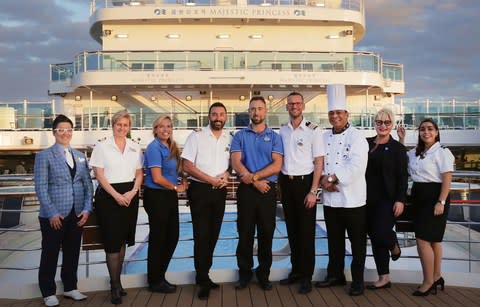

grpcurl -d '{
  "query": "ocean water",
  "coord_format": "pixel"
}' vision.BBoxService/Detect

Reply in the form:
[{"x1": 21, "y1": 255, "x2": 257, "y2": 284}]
[{"x1": 124, "y1": 212, "x2": 335, "y2": 274}]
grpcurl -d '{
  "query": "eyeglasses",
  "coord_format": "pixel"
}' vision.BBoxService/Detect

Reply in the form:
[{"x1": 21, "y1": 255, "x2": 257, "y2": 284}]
[
  {"x1": 375, "y1": 120, "x2": 392, "y2": 127},
  {"x1": 54, "y1": 128, "x2": 73, "y2": 134},
  {"x1": 287, "y1": 102, "x2": 303, "y2": 107}
]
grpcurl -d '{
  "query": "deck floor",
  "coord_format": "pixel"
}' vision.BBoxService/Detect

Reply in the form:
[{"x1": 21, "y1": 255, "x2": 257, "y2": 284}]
[{"x1": 1, "y1": 282, "x2": 479, "y2": 307}]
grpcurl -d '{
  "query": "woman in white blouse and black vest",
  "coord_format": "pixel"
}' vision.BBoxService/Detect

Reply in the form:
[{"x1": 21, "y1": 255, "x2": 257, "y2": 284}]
[{"x1": 407, "y1": 118, "x2": 454, "y2": 296}]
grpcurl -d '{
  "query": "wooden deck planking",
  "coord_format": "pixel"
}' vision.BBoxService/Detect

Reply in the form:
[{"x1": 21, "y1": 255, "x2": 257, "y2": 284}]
[{"x1": 1, "y1": 283, "x2": 479, "y2": 307}]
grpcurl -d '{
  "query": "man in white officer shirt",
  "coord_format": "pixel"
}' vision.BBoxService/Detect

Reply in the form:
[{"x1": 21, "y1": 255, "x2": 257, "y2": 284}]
[
  {"x1": 314, "y1": 84, "x2": 369, "y2": 296},
  {"x1": 279, "y1": 92, "x2": 324, "y2": 294}
]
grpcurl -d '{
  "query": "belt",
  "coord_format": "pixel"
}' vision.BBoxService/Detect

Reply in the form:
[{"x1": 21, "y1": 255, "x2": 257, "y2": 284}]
[{"x1": 283, "y1": 173, "x2": 313, "y2": 180}]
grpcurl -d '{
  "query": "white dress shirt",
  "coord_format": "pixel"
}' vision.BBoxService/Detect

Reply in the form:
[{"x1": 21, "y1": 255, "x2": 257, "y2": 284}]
[
  {"x1": 407, "y1": 142, "x2": 454, "y2": 183},
  {"x1": 280, "y1": 118, "x2": 325, "y2": 175},
  {"x1": 89, "y1": 136, "x2": 143, "y2": 184},
  {"x1": 181, "y1": 125, "x2": 232, "y2": 182},
  {"x1": 322, "y1": 125, "x2": 368, "y2": 208}
]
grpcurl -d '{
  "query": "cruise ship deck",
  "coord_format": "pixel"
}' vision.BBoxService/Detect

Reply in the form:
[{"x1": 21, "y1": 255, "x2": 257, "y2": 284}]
[{"x1": 1, "y1": 282, "x2": 479, "y2": 306}]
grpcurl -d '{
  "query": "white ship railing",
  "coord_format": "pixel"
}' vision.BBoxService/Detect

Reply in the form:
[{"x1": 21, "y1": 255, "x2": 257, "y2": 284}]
[
  {"x1": 49, "y1": 50, "x2": 395, "y2": 82},
  {"x1": 90, "y1": 0, "x2": 363, "y2": 13},
  {"x1": 1, "y1": 172, "x2": 479, "y2": 276}
]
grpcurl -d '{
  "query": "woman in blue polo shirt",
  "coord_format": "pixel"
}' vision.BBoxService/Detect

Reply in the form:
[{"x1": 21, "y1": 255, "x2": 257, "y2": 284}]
[{"x1": 143, "y1": 115, "x2": 187, "y2": 293}]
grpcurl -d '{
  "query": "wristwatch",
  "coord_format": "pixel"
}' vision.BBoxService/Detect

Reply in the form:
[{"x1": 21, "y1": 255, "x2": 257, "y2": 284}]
[
  {"x1": 252, "y1": 173, "x2": 259, "y2": 182},
  {"x1": 438, "y1": 200, "x2": 445, "y2": 205},
  {"x1": 309, "y1": 189, "x2": 317, "y2": 195},
  {"x1": 327, "y1": 175, "x2": 335, "y2": 183}
]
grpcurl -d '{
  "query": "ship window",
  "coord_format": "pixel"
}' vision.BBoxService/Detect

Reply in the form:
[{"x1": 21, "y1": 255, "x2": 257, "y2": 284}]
[
  {"x1": 144, "y1": 63, "x2": 155, "y2": 71},
  {"x1": 164, "y1": 63, "x2": 175, "y2": 71},
  {"x1": 131, "y1": 63, "x2": 142, "y2": 71},
  {"x1": 271, "y1": 63, "x2": 282, "y2": 70}
]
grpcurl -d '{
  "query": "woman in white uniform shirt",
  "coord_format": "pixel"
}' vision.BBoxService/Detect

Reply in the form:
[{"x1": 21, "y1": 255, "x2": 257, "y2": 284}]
[
  {"x1": 407, "y1": 118, "x2": 454, "y2": 296},
  {"x1": 90, "y1": 110, "x2": 143, "y2": 304}
]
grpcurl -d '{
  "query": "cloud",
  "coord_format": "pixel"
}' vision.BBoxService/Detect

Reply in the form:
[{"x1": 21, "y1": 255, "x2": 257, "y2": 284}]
[{"x1": 360, "y1": 0, "x2": 480, "y2": 100}]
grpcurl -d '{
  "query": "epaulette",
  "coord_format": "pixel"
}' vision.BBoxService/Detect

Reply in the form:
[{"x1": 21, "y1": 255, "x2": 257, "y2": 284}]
[
  {"x1": 230, "y1": 131, "x2": 235, "y2": 137},
  {"x1": 194, "y1": 128, "x2": 202, "y2": 132},
  {"x1": 306, "y1": 121, "x2": 318, "y2": 130}
]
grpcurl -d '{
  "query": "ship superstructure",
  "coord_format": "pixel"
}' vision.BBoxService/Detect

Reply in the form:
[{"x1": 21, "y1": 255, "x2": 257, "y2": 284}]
[{"x1": 47, "y1": 0, "x2": 403, "y2": 137}]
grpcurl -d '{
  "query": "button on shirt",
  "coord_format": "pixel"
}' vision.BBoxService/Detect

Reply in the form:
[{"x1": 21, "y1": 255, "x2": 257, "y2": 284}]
[
  {"x1": 407, "y1": 142, "x2": 454, "y2": 183},
  {"x1": 280, "y1": 118, "x2": 325, "y2": 176},
  {"x1": 181, "y1": 126, "x2": 232, "y2": 182},
  {"x1": 89, "y1": 136, "x2": 143, "y2": 184},
  {"x1": 144, "y1": 138, "x2": 179, "y2": 189},
  {"x1": 322, "y1": 126, "x2": 368, "y2": 208},
  {"x1": 230, "y1": 125, "x2": 284, "y2": 183}
]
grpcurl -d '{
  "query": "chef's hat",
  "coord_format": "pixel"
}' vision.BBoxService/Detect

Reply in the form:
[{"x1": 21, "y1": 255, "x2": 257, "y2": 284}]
[{"x1": 327, "y1": 84, "x2": 347, "y2": 111}]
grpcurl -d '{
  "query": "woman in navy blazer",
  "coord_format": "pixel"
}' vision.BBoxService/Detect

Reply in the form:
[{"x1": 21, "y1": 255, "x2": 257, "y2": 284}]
[
  {"x1": 34, "y1": 115, "x2": 93, "y2": 306},
  {"x1": 365, "y1": 108, "x2": 408, "y2": 290}
]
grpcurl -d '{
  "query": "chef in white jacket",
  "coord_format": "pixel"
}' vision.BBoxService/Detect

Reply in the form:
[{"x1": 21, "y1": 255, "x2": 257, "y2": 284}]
[{"x1": 314, "y1": 84, "x2": 369, "y2": 296}]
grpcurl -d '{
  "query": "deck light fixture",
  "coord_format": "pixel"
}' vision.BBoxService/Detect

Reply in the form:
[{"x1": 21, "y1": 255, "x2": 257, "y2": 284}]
[
  {"x1": 129, "y1": 1, "x2": 142, "y2": 6},
  {"x1": 115, "y1": 34, "x2": 129, "y2": 39},
  {"x1": 239, "y1": 95, "x2": 246, "y2": 101},
  {"x1": 268, "y1": 95, "x2": 274, "y2": 101},
  {"x1": 249, "y1": 34, "x2": 263, "y2": 39},
  {"x1": 74, "y1": 95, "x2": 81, "y2": 101},
  {"x1": 326, "y1": 34, "x2": 340, "y2": 39},
  {"x1": 111, "y1": 95, "x2": 118, "y2": 101},
  {"x1": 185, "y1": 95, "x2": 192, "y2": 101},
  {"x1": 216, "y1": 34, "x2": 231, "y2": 39},
  {"x1": 185, "y1": 0, "x2": 196, "y2": 6},
  {"x1": 166, "y1": 34, "x2": 180, "y2": 39}
]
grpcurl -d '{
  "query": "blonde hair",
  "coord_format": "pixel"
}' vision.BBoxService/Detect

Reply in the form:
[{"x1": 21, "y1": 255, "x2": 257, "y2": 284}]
[
  {"x1": 111, "y1": 110, "x2": 132, "y2": 127},
  {"x1": 152, "y1": 115, "x2": 182, "y2": 173},
  {"x1": 375, "y1": 108, "x2": 394, "y2": 122}
]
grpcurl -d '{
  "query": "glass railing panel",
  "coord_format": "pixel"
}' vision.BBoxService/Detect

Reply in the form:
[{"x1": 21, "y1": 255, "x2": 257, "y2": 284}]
[
  {"x1": 383, "y1": 63, "x2": 403, "y2": 81},
  {"x1": 187, "y1": 52, "x2": 215, "y2": 70},
  {"x1": 50, "y1": 63, "x2": 74, "y2": 81}
]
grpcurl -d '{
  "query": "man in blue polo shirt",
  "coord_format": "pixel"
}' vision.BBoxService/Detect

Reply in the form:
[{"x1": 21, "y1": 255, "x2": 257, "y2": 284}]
[{"x1": 230, "y1": 96, "x2": 284, "y2": 291}]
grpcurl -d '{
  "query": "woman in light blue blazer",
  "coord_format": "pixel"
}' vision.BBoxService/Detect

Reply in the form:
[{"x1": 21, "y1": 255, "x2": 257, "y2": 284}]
[{"x1": 34, "y1": 115, "x2": 93, "y2": 307}]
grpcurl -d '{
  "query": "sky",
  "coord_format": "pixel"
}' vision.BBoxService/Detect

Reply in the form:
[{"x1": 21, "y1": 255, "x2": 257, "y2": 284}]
[{"x1": 0, "y1": 0, "x2": 479, "y2": 102}]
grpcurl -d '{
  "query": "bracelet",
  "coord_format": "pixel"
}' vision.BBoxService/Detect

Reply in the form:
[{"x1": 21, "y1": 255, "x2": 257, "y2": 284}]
[
  {"x1": 132, "y1": 188, "x2": 138, "y2": 193},
  {"x1": 309, "y1": 189, "x2": 317, "y2": 195}
]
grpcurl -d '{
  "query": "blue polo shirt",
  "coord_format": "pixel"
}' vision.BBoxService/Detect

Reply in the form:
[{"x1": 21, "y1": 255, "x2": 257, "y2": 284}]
[
  {"x1": 144, "y1": 138, "x2": 178, "y2": 189},
  {"x1": 230, "y1": 125, "x2": 283, "y2": 183}
]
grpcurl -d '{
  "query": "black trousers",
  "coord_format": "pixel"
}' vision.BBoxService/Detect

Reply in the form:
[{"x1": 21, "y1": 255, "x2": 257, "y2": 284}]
[
  {"x1": 143, "y1": 188, "x2": 179, "y2": 285},
  {"x1": 236, "y1": 183, "x2": 277, "y2": 281},
  {"x1": 367, "y1": 199, "x2": 397, "y2": 275},
  {"x1": 279, "y1": 173, "x2": 316, "y2": 281},
  {"x1": 187, "y1": 181, "x2": 226, "y2": 285},
  {"x1": 38, "y1": 207, "x2": 82, "y2": 298},
  {"x1": 323, "y1": 205, "x2": 367, "y2": 284}
]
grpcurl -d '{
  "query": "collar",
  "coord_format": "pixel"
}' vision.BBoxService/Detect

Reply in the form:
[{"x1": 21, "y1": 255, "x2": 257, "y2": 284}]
[
  {"x1": 287, "y1": 117, "x2": 306, "y2": 130},
  {"x1": 247, "y1": 124, "x2": 270, "y2": 135},
  {"x1": 332, "y1": 123, "x2": 350, "y2": 134}
]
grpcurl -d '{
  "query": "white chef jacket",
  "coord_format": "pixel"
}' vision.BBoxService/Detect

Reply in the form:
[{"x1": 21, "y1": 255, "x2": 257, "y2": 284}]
[
  {"x1": 322, "y1": 125, "x2": 368, "y2": 208},
  {"x1": 407, "y1": 142, "x2": 454, "y2": 183},
  {"x1": 181, "y1": 125, "x2": 232, "y2": 182}
]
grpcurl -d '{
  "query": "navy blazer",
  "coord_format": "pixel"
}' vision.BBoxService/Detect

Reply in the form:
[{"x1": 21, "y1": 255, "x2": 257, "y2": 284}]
[
  {"x1": 366, "y1": 135, "x2": 408, "y2": 203},
  {"x1": 34, "y1": 143, "x2": 93, "y2": 219}
]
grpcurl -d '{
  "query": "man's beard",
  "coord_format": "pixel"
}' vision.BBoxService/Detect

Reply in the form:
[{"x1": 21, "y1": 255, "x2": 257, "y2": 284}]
[
  {"x1": 210, "y1": 120, "x2": 224, "y2": 130},
  {"x1": 250, "y1": 117, "x2": 264, "y2": 125}
]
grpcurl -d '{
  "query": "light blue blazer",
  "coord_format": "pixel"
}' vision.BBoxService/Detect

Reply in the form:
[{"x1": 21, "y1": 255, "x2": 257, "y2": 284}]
[{"x1": 34, "y1": 143, "x2": 93, "y2": 219}]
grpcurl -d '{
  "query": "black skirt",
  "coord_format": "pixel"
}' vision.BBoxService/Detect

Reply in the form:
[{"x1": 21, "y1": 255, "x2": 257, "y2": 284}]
[
  {"x1": 411, "y1": 182, "x2": 450, "y2": 242},
  {"x1": 95, "y1": 181, "x2": 139, "y2": 253}
]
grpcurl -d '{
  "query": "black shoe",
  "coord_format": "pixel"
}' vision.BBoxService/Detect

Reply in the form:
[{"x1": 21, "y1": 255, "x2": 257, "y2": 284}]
[
  {"x1": 315, "y1": 277, "x2": 347, "y2": 288},
  {"x1": 412, "y1": 283, "x2": 436, "y2": 296},
  {"x1": 110, "y1": 287, "x2": 122, "y2": 305},
  {"x1": 280, "y1": 275, "x2": 301, "y2": 285},
  {"x1": 391, "y1": 241, "x2": 401, "y2": 261},
  {"x1": 164, "y1": 279, "x2": 177, "y2": 290},
  {"x1": 235, "y1": 279, "x2": 250, "y2": 289},
  {"x1": 208, "y1": 279, "x2": 220, "y2": 289},
  {"x1": 366, "y1": 281, "x2": 392, "y2": 290},
  {"x1": 349, "y1": 283, "x2": 365, "y2": 296},
  {"x1": 435, "y1": 277, "x2": 445, "y2": 291},
  {"x1": 149, "y1": 280, "x2": 176, "y2": 294},
  {"x1": 258, "y1": 280, "x2": 272, "y2": 291},
  {"x1": 120, "y1": 287, "x2": 127, "y2": 296},
  {"x1": 298, "y1": 280, "x2": 312, "y2": 294},
  {"x1": 197, "y1": 286, "x2": 210, "y2": 300}
]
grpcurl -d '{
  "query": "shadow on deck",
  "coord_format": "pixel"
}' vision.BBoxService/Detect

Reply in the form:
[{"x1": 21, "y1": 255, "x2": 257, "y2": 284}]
[{"x1": 1, "y1": 282, "x2": 479, "y2": 307}]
